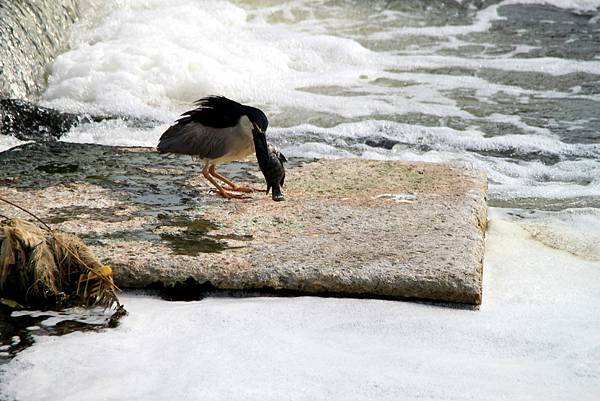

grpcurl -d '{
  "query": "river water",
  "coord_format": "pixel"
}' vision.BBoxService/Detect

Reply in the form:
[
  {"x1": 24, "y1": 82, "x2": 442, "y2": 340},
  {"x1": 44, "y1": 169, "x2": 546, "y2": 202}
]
[{"x1": 1, "y1": 0, "x2": 599, "y2": 399}]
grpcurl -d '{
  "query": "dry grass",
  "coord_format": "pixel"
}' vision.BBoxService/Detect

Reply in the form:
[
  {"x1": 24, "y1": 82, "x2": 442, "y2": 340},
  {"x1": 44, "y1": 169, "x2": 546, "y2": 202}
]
[{"x1": 0, "y1": 218, "x2": 120, "y2": 309}]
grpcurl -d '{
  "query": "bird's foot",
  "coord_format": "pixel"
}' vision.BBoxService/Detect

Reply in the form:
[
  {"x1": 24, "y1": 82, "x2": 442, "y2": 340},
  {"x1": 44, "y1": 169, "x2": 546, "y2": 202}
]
[
  {"x1": 226, "y1": 185, "x2": 256, "y2": 193},
  {"x1": 272, "y1": 193, "x2": 285, "y2": 202},
  {"x1": 222, "y1": 192, "x2": 251, "y2": 200},
  {"x1": 210, "y1": 188, "x2": 251, "y2": 199}
]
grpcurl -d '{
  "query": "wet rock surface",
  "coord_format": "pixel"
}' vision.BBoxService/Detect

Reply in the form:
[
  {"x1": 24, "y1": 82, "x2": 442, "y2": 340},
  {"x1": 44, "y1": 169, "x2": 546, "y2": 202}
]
[
  {"x1": 0, "y1": 97, "x2": 164, "y2": 142},
  {"x1": 0, "y1": 98, "x2": 82, "y2": 141},
  {"x1": 0, "y1": 141, "x2": 487, "y2": 304}
]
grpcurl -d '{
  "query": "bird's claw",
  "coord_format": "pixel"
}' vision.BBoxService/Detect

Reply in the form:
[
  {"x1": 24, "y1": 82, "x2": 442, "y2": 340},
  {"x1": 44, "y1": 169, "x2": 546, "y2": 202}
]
[
  {"x1": 227, "y1": 185, "x2": 256, "y2": 193},
  {"x1": 208, "y1": 188, "x2": 251, "y2": 199},
  {"x1": 272, "y1": 194, "x2": 285, "y2": 202},
  {"x1": 222, "y1": 192, "x2": 251, "y2": 200}
]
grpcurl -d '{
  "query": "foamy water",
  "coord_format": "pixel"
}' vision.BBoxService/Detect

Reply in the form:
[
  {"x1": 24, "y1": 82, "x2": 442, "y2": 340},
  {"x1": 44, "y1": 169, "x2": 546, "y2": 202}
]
[
  {"x1": 1, "y1": 210, "x2": 599, "y2": 401},
  {"x1": 28, "y1": 0, "x2": 599, "y2": 205},
  {"x1": 1, "y1": 1, "x2": 600, "y2": 397}
]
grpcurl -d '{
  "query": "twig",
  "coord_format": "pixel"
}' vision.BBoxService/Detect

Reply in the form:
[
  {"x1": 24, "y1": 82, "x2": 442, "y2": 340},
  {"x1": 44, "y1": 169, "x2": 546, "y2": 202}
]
[{"x1": 0, "y1": 197, "x2": 52, "y2": 231}]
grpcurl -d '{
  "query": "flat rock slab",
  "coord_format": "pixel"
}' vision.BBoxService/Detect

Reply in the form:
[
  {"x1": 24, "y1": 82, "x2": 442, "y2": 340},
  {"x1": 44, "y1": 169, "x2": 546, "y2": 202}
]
[{"x1": 0, "y1": 142, "x2": 487, "y2": 304}]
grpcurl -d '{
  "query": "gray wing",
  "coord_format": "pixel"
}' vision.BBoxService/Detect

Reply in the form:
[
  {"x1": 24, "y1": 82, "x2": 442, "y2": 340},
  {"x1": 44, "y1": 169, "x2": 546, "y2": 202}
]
[{"x1": 157, "y1": 122, "x2": 231, "y2": 159}]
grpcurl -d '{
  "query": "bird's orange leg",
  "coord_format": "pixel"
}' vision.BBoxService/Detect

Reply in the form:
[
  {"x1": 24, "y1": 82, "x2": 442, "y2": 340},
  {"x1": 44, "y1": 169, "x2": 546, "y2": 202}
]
[
  {"x1": 208, "y1": 165, "x2": 255, "y2": 193},
  {"x1": 202, "y1": 164, "x2": 249, "y2": 199}
]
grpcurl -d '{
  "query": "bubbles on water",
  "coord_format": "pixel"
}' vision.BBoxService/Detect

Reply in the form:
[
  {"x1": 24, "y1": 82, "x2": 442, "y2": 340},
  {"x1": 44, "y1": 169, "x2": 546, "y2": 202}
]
[
  {"x1": 27, "y1": 0, "x2": 600, "y2": 208},
  {"x1": 268, "y1": 119, "x2": 600, "y2": 201},
  {"x1": 43, "y1": 0, "x2": 600, "y2": 123},
  {"x1": 2, "y1": 214, "x2": 600, "y2": 400}
]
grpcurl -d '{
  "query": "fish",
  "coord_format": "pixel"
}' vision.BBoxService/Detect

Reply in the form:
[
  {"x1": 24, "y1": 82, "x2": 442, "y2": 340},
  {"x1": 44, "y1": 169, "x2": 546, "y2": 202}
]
[{"x1": 252, "y1": 128, "x2": 287, "y2": 201}]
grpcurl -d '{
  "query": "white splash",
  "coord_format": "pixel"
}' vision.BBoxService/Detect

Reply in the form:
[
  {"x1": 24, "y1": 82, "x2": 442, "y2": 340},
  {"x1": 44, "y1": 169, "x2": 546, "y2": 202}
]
[
  {"x1": 0, "y1": 135, "x2": 30, "y2": 153},
  {"x1": 41, "y1": 0, "x2": 600, "y2": 123},
  {"x1": 60, "y1": 119, "x2": 169, "y2": 148},
  {"x1": 270, "y1": 120, "x2": 600, "y2": 200}
]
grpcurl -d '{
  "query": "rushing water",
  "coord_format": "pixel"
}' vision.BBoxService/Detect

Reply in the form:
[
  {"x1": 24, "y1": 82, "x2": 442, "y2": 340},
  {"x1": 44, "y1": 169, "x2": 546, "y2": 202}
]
[
  {"x1": 0, "y1": 0, "x2": 80, "y2": 98},
  {"x1": 1, "y1": 0, "x2": 600, "y2": 399},
  {"x1": 2, "y1": 1, "x2": 600, "y2": 202},
  {"x1": 18, "y1": 0, "x2": 599, "y2": 208}
]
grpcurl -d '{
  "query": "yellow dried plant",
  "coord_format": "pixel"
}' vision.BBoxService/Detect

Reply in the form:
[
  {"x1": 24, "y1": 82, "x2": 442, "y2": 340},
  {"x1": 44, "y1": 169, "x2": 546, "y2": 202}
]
[{"x1": 0, "y1": 218, "x2": 120, "y2": 309}]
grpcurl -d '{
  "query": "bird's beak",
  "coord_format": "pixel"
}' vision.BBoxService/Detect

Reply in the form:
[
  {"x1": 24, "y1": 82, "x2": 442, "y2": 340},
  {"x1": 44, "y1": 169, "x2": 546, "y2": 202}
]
[{"x1": 252, "y1": 122, "x2": 264, "y2": 134}]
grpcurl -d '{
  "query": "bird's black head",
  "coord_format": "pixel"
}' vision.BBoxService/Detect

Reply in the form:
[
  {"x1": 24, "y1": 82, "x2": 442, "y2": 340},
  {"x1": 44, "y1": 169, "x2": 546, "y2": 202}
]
[{"x1": 244, "y1": 105, "x2": 269, "y2": 134}]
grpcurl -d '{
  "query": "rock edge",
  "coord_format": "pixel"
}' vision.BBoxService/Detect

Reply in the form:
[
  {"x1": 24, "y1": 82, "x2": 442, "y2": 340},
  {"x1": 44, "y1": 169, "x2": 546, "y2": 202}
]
[{"x1": 0, "y1": 143, "x2": 487, "y2": 304}]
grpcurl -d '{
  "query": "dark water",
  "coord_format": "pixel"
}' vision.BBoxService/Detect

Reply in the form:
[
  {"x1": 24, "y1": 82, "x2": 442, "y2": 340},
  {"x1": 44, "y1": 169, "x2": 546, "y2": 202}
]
[{"x1": 0, "y1": 305, "x2": 116, "y2": 364}]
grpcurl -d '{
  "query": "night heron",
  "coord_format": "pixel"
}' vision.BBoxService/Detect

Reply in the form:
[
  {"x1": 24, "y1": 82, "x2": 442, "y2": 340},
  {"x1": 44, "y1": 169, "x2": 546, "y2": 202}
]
[{"x1": 157, "y1": 96, "x2": 269, "y2": 199}]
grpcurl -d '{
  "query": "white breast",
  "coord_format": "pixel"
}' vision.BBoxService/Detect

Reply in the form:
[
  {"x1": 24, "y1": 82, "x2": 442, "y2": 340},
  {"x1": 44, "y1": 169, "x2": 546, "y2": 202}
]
[{"x1": 210, "y1": 115, "x2": 255, "y2": 164}]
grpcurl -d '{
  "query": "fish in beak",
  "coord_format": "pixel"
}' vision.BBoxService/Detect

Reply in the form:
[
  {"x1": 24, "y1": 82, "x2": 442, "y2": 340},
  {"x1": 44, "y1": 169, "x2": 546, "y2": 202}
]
[{"x1": 251, "y1": 128, "x2": 287, "y2": 201}]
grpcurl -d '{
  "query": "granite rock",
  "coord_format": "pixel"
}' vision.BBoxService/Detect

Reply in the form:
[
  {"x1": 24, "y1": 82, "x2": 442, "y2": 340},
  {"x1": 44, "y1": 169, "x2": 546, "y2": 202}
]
[{"x1": 0, "y1": 142, "x2": 487, "y2": 304}]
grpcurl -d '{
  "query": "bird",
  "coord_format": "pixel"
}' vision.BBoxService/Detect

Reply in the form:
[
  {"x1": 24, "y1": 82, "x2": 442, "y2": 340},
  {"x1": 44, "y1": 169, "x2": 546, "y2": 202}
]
[{"x1": 157, "y1": 96, "x2": 269, "y2": 199}]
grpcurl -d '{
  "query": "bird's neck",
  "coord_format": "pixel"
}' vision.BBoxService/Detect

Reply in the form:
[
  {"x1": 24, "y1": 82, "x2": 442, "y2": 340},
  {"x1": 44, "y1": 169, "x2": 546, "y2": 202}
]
[{"x1": 252, "y1": 130, "x2": 270, "y2": 169}]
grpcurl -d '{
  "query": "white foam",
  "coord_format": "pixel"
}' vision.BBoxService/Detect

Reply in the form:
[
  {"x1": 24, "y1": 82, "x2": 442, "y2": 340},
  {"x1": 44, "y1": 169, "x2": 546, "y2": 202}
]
[
  {"x1": 487, "y1": 113, "x2": 552, "y2": 136},
  {"x1": 369, "y1": 4, "x2": 504, "y2": 39},
  {"x1": 499, "y1": 208, "x2": 600, "y2": 261},
  {"x1": 281, "y1": 142, "x2": 354, "y2": 159},
  {"x1": 382, "y1": 70, "x2": 600, "y2": 104},
  {"x1": 60, "y1": 120, "x2": 168, "y2": 147},
  {"x1": 1, "y1": 210, "x2": 599, "y2": 400},
  {"x1": 42, "y1": 0, "x2": 600, "y2": 127},
  {"x1": 272, "y1": 120, "x2": 600, "y2": 200},
  {"x1": 392, "y1": 55, "x2": 600, "y2": 76},
  {"x1": 42, "y1": 0, "x2": 395, "y2": 121},
  {"x1": 274, "y1": 120, "x2": 600, "y2": 159},
  {"x1": 369, "y1": 0, "x2": 599, "y2": 41},
  {"x1": 0, "y1": 135, "x2": 30, "y2": 153}
]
